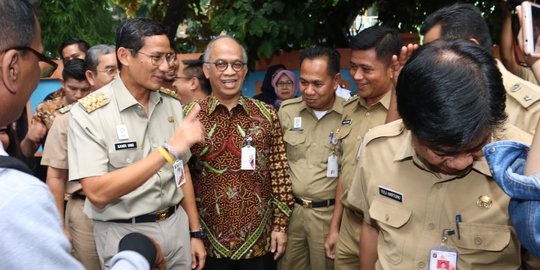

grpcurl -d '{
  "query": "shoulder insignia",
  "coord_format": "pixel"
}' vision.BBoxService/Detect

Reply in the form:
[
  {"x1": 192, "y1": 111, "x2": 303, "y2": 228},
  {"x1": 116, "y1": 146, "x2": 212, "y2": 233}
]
[
  {"x1": 344, "y1": 95, "x2": 360, "y2": 107},
  {"x1": 58, "y1": 104, "x2": 73, "y2": 114},
  {"x1": 362, "y1": 119, "x2": 405, "y2": 146},
  {"x1": 506, "y1": 83, "x2": 540, "y2": 108},
  {"x1": 78, "y1": 92, "x2": 110, "y2": 113},
  {"x1": 159, "y1": 87, "x2": 181, "y2": 100}
]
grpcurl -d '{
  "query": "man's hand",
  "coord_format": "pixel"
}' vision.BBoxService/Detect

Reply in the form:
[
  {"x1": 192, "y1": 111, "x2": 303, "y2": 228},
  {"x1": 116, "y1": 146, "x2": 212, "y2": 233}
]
[
  {"x1": 190, "y1": 238, "x2": 206, "y2": 270},
  {"x1": 169, "y1": 103, "x2": 204, "y2": 154},
  {"x1": 25, "y1": 120, "x2": 46, "y2": 143},
  {"x1": 270, "y1": 231, "x2": 287, "y2": 260},
  {"x1": 149, "y1": 237, "x2": 167, "y2": 270},
  {"x1": 391, "y1": 43, "x2": 419, "y2": 85},
  {"x1": 324, "y1": 228, "x2": 339, "y2": 259}
]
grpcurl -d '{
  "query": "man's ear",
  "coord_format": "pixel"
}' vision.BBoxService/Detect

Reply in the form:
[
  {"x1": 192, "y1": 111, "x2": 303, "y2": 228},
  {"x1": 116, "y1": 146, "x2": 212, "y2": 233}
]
[
  {"x1": 1, "y1": 50, "x2": 21, "y2": 94},
  {"x1": 85, "y1": 70, "x2": 96, "y2": 88},
  {"x1": 202, "y1": 63, "x2": 210, "y2": 79},
  {"x1": 190, "y1": 77, "x2": 200, "y2": 92},
  {"x1": 333, "y1": 72, "x2": 342, "y2": 91},
  {"x1": 117, "y1": 47, "x2": 131, "y2": 67}
]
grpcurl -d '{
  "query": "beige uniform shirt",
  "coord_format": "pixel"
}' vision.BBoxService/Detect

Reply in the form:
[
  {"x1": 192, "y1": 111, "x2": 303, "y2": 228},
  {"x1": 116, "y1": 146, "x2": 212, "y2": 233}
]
[
  {"x1": 338, "y1": 91, "x2": 390, "y2": 200},
  {"x1": 41, "y1": 109, "x2": 81, "y2": 194},
  {"x1": 68, "y1": 76, "x2": 189, "y2": 221},
  {"x1": 279, "y1": 96, "x2": 345, "y2": 200},
  {"x1": 514, "y1": 65, "x2": 538, "y2": 85},
  {"x1": 345, "y1": 119, "x2": 531, "y2": 270},
  {"x1": 499, "y1": 60, "x2": 540, "y2": 134}
]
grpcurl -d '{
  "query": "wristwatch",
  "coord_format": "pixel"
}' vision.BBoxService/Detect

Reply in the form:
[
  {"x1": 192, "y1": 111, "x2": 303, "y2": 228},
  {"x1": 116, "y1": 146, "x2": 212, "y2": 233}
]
[{"x1": 190, "y1": 228, "x2": 206, "y2": 239}]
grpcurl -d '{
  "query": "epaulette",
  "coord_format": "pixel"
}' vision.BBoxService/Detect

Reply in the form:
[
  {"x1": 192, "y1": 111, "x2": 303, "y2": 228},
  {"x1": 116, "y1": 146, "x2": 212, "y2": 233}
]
[
  {"x1": 78, "y1": 92, "x2": 110, "y2": 113},
  {"x1": 362, "y1": 119, "x2": 405, "y2": 147},
  {"x1": 280, "y1": 96, "x2": 303, "y2": 107},
  {"x1": 58, "y1": 104, "x2": 73, "y2": 114},
  {"x1": 506, "y1": 82, "x2": 540, "y2": 109},
  {"x1": 343, "y1": 95, "x2": 360, "y2": 107},
  {"x1": 159, "y1": 87, "x2": 181, "y2": 100}
]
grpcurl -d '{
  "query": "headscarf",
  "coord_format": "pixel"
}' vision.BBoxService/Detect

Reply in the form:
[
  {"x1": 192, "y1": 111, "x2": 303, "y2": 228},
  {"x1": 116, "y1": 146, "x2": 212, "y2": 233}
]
[
  {"x1": 272, "y1": 70, "x2": 299, "y2": 108},
  {"x1": 254, "y1": 64, "x2": 286, "y2": 107}
]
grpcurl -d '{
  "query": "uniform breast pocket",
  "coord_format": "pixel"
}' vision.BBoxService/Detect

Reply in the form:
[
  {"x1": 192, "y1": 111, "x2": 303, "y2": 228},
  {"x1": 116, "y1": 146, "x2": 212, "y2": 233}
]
[
  {"x1": 108, "y1": 149, "x2": 144, "y2": 169},
  {"x1": 452, "y1": 223, "x2": 514, "y2": 264},
  {"x1": 369, "y1": 197, "x2": 412, "y2": 265},
  {"x1": 283, "y1": 130, "x2": 307, "y2": 162}
]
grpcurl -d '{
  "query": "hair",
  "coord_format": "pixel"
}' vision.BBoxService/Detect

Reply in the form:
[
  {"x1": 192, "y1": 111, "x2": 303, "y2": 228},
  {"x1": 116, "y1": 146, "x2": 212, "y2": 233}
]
[
  {"x1": 115, "y1": 17, "x2": 169, "y2": 69},
  {"x1": 59, "y1": 38, "x2": 90, "y2": 58},
  {"x1": 350, "y1": 25, "x2": 402, "y2": 67},
  {"x1": 0, "y1": 0, "x2": 36, "y2": 52},
  {"x1": 420, "y1": 3, "x2": 493, "y2": 53},
  {"x1": 299, "y1": 45, "x2": 341, "y2": 77},
  {"x1": 182, "y1": 57, "x2": 211, "y2": 95},
  {"x1": 62, "y1": 58, "x2": 87, "y2": 82},
  {"x1": 203, "y1": 35, "x2": 248, "y2": 63},
  {"x1": 84, "y1": 44, "x2": 115, "y2": 72},
  {"x1": 397, "y1": 39, "x2": 507, "y2": 149}
]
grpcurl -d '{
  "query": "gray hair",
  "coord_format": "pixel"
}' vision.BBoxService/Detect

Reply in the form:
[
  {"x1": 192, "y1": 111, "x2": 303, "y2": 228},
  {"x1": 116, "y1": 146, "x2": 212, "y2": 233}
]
[
  {"x1": 203, "y1": 35, "x2": 248, "y2": 64},
  {"x1": 84, "y1": 44, "x2": 116, "y2": 72}
]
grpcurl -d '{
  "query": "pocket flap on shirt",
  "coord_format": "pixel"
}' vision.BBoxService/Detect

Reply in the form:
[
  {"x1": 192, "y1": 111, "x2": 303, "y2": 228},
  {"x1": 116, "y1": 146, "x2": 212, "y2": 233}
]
[
  {"x1": 369, "y1": 197, "x2": 412, "y2": 228},
  {"x1": 284, "y1": 130, "x2": 306, "y2": 146},
  {"x1": 336, "y1": 125, "x2": 352, "y2": 140},
  {"x1": 454, "y1": 223, "x2": 511, "y2": 251}
]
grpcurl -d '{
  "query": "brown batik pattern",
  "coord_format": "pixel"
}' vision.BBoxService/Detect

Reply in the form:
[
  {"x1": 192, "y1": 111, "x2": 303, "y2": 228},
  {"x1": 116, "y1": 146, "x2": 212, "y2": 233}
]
[
  {"x1": 33, "y1": 94, "x2": 68, "y2": 130},
  {"x1": 186, "y1": 95, "x2": 293, "y2": 259}
]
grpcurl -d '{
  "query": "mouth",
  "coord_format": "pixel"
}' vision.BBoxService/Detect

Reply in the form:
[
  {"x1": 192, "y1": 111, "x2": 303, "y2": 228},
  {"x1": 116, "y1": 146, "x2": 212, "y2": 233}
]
[
  {"x1": 356, "y1": 82, "x2": 368, "y2": 90},
  {"x1": 222, "y1": 79, "x2": 238, "y2": 88}
]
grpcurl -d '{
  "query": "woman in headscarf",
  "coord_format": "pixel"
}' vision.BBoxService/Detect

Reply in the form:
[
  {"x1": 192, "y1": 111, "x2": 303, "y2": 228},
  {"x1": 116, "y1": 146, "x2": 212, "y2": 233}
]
[
  {"x1": 254, "y1": 64, "x2": 285, "y2": 108},
  {"x1": 272, "y1": 69, "x2": 299, "y2": 108}
]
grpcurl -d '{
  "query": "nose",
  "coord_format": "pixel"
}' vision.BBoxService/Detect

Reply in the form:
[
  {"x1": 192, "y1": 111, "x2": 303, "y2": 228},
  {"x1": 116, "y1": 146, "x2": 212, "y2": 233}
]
[
  {"x1": 444, "y1": 154, "x2": 474, "y2": 172},
  {"x1": 352, "y1": 68, "x2": 364, "y2": 81}
]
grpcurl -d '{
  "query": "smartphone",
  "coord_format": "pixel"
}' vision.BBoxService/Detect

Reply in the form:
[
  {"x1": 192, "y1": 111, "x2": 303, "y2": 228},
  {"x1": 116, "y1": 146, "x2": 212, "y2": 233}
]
[{"x1": 523, "y1": 1, "x2": 540, "y2": 57}]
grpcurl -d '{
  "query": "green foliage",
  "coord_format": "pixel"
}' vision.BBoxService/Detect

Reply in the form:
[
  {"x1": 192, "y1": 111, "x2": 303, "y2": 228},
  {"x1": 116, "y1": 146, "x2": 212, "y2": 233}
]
[{"x1": 40, "y1": 0, "x2": 120, "y2": 58}]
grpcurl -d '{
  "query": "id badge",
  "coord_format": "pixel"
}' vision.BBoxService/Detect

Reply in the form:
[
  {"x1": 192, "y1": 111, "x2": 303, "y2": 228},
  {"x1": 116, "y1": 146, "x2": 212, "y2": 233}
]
[
  {"x1": 429, "y1": 246, "x2": 458, "y2": 270},
  {"x1": 173, "y1": 160, "x2": 186, "y2": 188},
  {"x1": 327, "y1": 155, "x2": 338, "y2": 177},
  {"x1": 241, "y1": 146, "x2": 256, "y2": 170}
]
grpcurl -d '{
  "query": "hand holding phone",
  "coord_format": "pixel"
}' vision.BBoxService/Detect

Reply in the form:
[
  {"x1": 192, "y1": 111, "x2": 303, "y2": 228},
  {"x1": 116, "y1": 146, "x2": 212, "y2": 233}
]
[{"x1": 522, "y1": 1, "x2": 540, "y2": 57}]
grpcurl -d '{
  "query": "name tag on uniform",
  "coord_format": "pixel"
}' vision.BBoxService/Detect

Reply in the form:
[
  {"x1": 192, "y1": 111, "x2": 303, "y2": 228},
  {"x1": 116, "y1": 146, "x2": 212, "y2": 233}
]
[
  {"x1": 114, "y1": 141, "x2": 137, "y2": 150},
  {"x1": 342, "y1": 119, "x2": 352, "y2": 125},
  {"x1": 379, "y1": 186, "x2": 403, "y2": 203},
  {"x1": 293, "y1": 117, "x2": 302, "y2": 129},
  {"x1": 116, "y1": 124, "x2": 129, "y2": 141}
]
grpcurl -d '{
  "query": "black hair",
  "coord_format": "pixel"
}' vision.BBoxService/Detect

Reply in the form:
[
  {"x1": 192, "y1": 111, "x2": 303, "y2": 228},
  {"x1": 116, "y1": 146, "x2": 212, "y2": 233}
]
[
  {"x1": 0, "y1": 0, "x2": 36, "y2": 52},
  {"x1": 62, "y1": 58, "x2": 87, "y2": 82},
  {"x1": 350, "y1": 25, "x2": 403, "y2": 67},
  {"x1": 59, "y1": 38, "x2": 90, "y2": 59},
  {"x1": 420, "y1": 3, "x2": 493, "y2": 53},
  {"x1": 115, "y1": 18, "x2": 168, "y2": 69},
  {"x1": 299, "y1": 45, "x2": 341, "y2": 77},
  {"x1": 397, "y1": 39, "x2": 507, "y2": 148},
  {"x1": 182, "y1": 57, "x2": 211, "y2": 95}
]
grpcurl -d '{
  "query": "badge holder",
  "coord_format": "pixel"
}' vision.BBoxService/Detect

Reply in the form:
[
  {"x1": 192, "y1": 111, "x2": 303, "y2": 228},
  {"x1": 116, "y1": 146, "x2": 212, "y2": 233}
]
[
  {"x1": 428, "y1": 229, "x2": 458, "y2": 270},
  {"x1": 241, "y1": 136, "x2": 256, "y2": 170},
  {"x1": 327, "y1": 131, "x2": 339, "y2": 178},
  {"x1": 174, "y1": 159, "x2": 186, "y2": 187}
]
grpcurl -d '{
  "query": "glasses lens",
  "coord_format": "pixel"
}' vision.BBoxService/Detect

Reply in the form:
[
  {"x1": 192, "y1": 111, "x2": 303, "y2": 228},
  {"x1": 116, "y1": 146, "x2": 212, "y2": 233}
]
[
  {"x1": 232, "y1": 61, "x2": 244, "y2": 71},
  {"x1": 214, "y1": 60, "x2": 227, "y2": 71}
]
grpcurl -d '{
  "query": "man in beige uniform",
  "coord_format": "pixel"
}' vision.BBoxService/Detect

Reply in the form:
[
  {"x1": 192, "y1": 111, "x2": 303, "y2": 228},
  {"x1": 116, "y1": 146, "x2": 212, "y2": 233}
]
[
  {"x1": 322, "y1": 26, "x2": 402, "y2": 270},
  {"x1": 348, "y1": 39, "x2": 531, "y2": 270},
  {"x1": 278, "y1": 46, "x2": 344, "y2": 270},
  {"x1": 68, "y1": 18, "x2": 206, "y2": 270},
  {"x1": 420, "y1": 3, "x2": 540, "y2": 134},
  {"x1": 42, "y1": 44, "x2": 117, "y2": 270}
]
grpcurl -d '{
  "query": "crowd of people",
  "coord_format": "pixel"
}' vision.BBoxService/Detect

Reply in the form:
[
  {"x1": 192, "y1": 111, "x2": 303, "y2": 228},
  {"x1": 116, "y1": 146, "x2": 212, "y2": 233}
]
[{"x1": 3, "y1": 0, "x2": 540, "y2": 270}]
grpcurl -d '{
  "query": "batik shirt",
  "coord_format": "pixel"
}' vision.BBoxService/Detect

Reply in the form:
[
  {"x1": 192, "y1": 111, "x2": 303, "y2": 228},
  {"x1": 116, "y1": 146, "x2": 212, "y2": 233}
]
[{"x1": 185, "y1": 95, "x2": 293, "y2": 260}]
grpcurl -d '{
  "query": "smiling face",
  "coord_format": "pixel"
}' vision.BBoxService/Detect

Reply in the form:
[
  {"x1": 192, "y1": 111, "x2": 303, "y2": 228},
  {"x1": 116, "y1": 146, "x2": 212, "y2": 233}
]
[
  {"x1": 349, "y1": 48, "x2": 393, "y2": 106},
  {"x1": 203, "y1": 37, "x2": 247, "y2": 101},
  {"x1": 275, "y1": 73, "x2": 295, "y2": 100},
  {"x1": 299, "y1": 56, "x2": 338, "y2": 111}
]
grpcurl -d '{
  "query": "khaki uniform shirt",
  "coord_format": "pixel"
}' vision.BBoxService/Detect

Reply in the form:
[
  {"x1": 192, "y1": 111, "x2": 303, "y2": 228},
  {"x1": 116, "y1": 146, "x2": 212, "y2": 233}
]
[
  {"x1": 514, "y1": 65, "x2": 538, "y2": 85},
  {"x1": 279, "y1": 96, "x2": 345, "y2": 200},
  {"x1": 338, "y1": 91, "x2": 390, "y2": 203},
  {"x1": 346, "y1": 119, "x2": 531, "y2": 270},
  {"x1": 41, "y1": 108, "x2": 81, "y2": 194},
  {"x1": 498, "y1": 60, "x2": 540, "y2": 134},
  {"x1": 68, "y1": 76, "x2": 189, "y2": 221}
]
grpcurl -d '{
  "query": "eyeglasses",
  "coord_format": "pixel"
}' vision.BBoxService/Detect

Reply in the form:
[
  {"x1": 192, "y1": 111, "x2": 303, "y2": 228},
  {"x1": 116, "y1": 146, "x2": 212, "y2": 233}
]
[
  {"x1": 205, "y1": 59, "x2": 246, "y2": 72},
  {"x1": 277, "y1": 80, "x2": 293, "y2": 88},
  {"x1": 97, "y1": 66, "x2": 118, "y2": 76},
  {"x1": 6, "y1": 46, "x2": 58, "y2": 78},
  {"x1": 135, "y1": 50, "x2": 176, "y2": 67}
]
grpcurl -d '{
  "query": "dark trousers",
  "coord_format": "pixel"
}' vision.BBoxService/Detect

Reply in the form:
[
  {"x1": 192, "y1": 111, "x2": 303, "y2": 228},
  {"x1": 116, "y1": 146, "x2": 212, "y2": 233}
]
[{"x1": 204, "y1": 253, "x2": 276, "y2": 270}]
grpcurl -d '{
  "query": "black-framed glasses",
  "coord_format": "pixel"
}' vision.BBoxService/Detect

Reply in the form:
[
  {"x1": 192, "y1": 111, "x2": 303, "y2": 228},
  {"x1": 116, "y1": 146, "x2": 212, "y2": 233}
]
[
  {"x1": 135, "y1": 50, "x2": 176, "y2": 67},
  {"x1": 205, "y1": 59, "x2": 246, "y2": 72},
  {"x1": 6, "y1": 46, "x2": 58, "y2": 78}
]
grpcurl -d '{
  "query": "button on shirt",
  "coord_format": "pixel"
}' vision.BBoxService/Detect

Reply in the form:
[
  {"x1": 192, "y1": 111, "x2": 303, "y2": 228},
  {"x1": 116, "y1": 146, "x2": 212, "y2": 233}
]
[
  {"x1": 68, "y1": 76, "x2": 189, "y2": 221},
  {"x1": 279, "y1": 96, "x2": 344, "y2": 200},
  {"x1": 346, "y1": 120, "x2": 531, "y2": 270}
]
